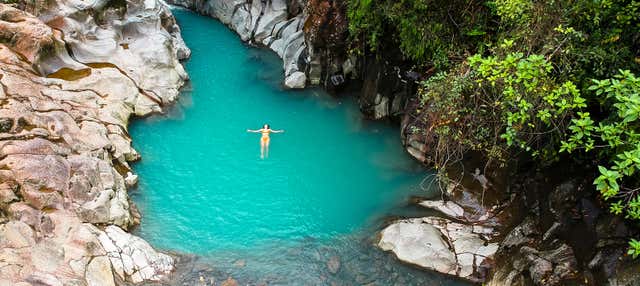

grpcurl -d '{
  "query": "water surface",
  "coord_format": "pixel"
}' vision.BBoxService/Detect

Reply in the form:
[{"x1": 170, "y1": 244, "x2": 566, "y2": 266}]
[{"x1": 131, "y1": 8, "x2": 467, "y2": 285}]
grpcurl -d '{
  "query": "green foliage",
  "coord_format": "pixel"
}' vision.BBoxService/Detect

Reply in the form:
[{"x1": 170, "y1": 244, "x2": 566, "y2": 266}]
[
  {"x1": 347, "y1": 0, "x2": 489, "y2": 67},
  {"x1": 416, "y1": 52, "x2": 585, "y2": 166},
  {"x1": 347, "y1": 0, "x2": 640, "y2": 258},
  {"x1": 629, "y1": 239, "x2": 640, "y2": 259},
  {"x1": 347, "y1": 0, "x2": 383, "y2": 53},
  {"x1": 560, "y1": 70, "x2": 640, "y2": 256},
  {"x1": 559, "y1": 0, "x2": 640, "y2": 84},
  {"x1": 489, "y1": 0, "x2": 532, "y2": 25},
  {"x1": 468, "y1": 52, "x2": 585, "y2": 159},
  {"x1": 562, "y1": 70, "x2": 640, "y2": 215}
]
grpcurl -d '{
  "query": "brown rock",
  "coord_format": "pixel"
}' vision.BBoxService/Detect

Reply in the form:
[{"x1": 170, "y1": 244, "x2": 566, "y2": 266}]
[{"x1": 221, "y1": 277, "x2": 239, "y2": 286}]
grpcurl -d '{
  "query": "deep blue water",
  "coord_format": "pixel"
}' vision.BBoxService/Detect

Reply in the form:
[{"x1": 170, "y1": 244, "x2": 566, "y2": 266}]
[{"x1": 130, "y1": 8, "x2": 467, "y2": 285}]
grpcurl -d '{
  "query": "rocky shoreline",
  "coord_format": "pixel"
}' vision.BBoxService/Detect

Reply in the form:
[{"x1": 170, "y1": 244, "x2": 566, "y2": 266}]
[{"x1": 0, "y1": 0, "x2": 189, "y2": 284}]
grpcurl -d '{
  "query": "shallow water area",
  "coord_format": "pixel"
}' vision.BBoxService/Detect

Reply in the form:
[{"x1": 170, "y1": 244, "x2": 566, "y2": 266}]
[{"x1": 130, "y1": 8, "x2": 469, "y2": 285}]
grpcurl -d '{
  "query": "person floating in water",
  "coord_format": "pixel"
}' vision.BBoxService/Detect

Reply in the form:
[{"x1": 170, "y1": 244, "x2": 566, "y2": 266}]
[{"x1": 247, "y1": 124, "x2": 284, "y2": 159}]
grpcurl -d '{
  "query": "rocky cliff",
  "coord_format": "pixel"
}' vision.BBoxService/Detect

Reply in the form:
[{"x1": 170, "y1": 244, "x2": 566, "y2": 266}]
[{"x1": 0, "y1": 0, "x2": 189, "y2": 284}]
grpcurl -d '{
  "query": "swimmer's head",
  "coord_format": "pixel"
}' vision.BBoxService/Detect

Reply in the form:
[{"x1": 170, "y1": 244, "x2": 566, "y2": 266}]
[{"x1": 264, "y1": 124, "x2": 270, "y2": 129}]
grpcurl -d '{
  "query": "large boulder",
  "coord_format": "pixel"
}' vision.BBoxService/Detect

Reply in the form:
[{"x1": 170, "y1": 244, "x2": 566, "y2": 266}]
[
  {"x1": 379, "y1": 217, "x2": 498, "y2": 282},
  {"x1": 284, "y1": 71, "x2": 307, "y2": 88}
]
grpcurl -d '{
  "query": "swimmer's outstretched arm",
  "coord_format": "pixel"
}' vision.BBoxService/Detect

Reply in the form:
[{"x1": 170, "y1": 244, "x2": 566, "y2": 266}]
[
  {"x1": 270, "y1": 129, "x2": 284, "y2": 133},
  {"x1": 246, "y1": 129, "x2": 262, "y2": 133}
]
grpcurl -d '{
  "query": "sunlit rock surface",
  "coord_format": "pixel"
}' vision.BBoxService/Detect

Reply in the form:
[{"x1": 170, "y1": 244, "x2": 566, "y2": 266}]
[
  {"x1": 379, "y1": 216, "x2": 498, "y2": 282},
  {"x1": 24, "y1": 0, "x2": 190, "y2": 103},
  {"x1": 0, "y1": 1, "x2": 187, "y2": 284}
]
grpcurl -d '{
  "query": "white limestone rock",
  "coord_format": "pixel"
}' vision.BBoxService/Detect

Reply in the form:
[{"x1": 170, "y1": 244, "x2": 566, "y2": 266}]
[
  {"x1": 253, "y1": 0, "x2": 288, "y2": 43},
  {"x1": 0, "y1": 2, "x2": 183, "y2": 285},
  {"x1": 379, "y1": 220, "x2": 457, "y2": 275},
  {"x1": 95, "y1": 225, "x2": 174, "y2": 283},
  {"x1": 0, "y1": 221, "x2": 36, "y2": 249},
  {"x1": 125, "y1": 172, "x2": 139, "y2": 187},
  {"x1": 284, "y1": 71, "x2": 307, "y2": 89},
  {"x1": 45, "y1": 0, "x2": 189, "y2": 104},
  {"x1": 419, "y1": 200, "x2": 466, "y2": 219},
  {"x1": 372, "y1": 94, "x2": 390, "y2": 119},
  {"x1": 85, "y1": 256, "x2": 116, "y2": 286},
  {"x1": 379, "y1": 217, "x2": 499, "y2": 282}
]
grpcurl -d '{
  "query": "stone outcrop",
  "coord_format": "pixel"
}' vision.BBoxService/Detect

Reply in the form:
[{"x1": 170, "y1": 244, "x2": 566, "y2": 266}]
[
  {"x1": 379, "y1": 201, "x2": 499, "y2": 283},
  {"x1": 21, "y1": 0, "x2": 190, "y2": 104},
  {"x1": 378, "y1": 218, "x2": 496, "y2": 281},
  {"x1": 0, "y1": 1, "x2": 188, "y2": 284},
  {"x1": 166, "y1": 0, "x2": 417, "y2": 121},
  {"x1": 95, "y1": 225, "x2": 174, "y2": 283}
]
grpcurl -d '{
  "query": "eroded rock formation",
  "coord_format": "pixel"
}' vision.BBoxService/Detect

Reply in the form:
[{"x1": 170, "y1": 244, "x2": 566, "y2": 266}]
[
  {"x1": 0, "y1": 0, "x2": 188, "y2": 284},
  {"x1": 379, "y1": 216, "x2": 498, "y2": 282}
]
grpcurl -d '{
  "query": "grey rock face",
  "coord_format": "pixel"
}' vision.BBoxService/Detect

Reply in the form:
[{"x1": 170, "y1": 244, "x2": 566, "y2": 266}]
[
  {"x1": 378, "y1": 182, "x2": 509, "y2": 284},
  {"x1": 94, "y1": 225, "x2": 174, "y2": 283},
  {"x1": 379, "y1": 216, "x2": 498, "y2": 282},
  {"x1": 35, "y1": 0, "x2": 190, "y2": 103}
]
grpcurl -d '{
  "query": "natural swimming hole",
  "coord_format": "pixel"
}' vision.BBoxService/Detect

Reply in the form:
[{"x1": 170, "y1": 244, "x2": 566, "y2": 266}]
[{"x1": 129, "y1": 8, "x2": 469, "y2": 285}]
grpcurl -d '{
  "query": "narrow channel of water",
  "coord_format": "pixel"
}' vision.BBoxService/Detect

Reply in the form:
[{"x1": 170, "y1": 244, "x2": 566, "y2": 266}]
[{"x1": 130, "y1": 8, "x2": 469, "y2": 285}]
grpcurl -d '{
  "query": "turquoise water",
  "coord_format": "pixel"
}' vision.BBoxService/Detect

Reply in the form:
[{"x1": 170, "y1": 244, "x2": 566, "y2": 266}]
[{"x1": 131, "y1": 8, "x2": 466, "y2": 285}]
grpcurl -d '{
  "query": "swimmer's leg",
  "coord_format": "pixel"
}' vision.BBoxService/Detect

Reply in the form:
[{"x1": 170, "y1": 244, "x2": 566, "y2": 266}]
[
  {"x1": 260, "y1": 140, "x2": 265, "y2": 159},
  {"x1": 265, "y1": 139, "x2": 270, "y2": 158}
]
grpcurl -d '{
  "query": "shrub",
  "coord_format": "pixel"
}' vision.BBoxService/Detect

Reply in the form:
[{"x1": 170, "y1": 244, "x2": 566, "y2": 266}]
[
  {"x1": 415, "y1": 50, "x2": 585, "y2": 167},
  {"x1": 562, "y1": 70, "x2": 640, "y2": 219}
]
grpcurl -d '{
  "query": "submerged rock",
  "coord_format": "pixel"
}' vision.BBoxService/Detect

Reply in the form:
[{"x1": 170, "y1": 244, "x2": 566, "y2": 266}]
[
  {"x1": 221, "y1": 277, "x2": 239, "y2": 286},
  {"x1": 327, "y1": 255, "x2": 341, "y2": 274}
]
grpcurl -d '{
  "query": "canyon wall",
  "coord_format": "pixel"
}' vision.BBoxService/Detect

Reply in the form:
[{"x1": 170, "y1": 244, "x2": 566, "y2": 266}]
[{"x1": 0, "y1": 0, "x2": 189, "y2": 284}]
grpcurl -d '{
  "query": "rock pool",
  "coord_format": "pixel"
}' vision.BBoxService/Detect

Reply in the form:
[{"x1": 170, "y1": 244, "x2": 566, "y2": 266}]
[{"x1": 130, "y1": 8, "x2": 469, "y2": 285}]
